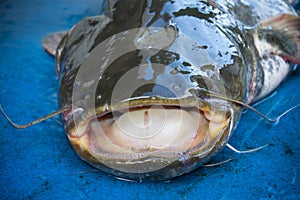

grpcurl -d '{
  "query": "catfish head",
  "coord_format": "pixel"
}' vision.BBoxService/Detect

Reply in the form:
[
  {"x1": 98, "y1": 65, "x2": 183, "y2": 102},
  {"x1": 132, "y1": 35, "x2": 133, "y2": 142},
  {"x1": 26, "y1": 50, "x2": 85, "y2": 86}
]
[{"x1": 61, "y1": 19, "x2": 245, "y2": 181}]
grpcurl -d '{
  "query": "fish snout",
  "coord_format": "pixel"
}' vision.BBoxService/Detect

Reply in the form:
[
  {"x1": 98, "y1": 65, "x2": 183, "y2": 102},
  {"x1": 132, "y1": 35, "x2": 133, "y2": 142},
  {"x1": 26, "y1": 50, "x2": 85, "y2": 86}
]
[{"x1": 65, "y1": 98, "x2": 233, "y2": 181}]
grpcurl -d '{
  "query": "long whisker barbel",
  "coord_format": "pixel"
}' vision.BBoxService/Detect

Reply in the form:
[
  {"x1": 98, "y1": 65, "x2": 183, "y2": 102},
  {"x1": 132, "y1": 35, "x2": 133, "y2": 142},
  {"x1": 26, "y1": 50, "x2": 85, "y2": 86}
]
[
  {"x1": 0, "y1": 105, "x2": 70, "y2": 129},
  {"x1": 206, "y1": 93, "x2": 300, "y2": 123}
]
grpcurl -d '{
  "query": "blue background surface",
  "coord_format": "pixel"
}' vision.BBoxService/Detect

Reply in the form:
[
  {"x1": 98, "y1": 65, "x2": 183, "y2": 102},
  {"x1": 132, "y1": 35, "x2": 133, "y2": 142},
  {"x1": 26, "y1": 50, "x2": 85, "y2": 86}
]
[{"x1": 0, "y1": 0, "x2": 299, "y2": 199}]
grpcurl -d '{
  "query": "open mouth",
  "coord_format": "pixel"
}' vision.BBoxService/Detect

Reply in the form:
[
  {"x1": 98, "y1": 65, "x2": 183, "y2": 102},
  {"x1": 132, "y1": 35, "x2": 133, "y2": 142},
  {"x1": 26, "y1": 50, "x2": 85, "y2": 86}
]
[{"x1": 66, "y1": 98, "x2": 232, "y2": 178}]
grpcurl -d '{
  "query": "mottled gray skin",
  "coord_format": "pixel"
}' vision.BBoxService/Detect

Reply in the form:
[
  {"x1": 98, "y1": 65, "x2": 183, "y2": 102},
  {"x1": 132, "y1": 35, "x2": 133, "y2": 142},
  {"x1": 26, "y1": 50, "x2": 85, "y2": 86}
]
[
  {"x1": 56, "y1": 0, "x2": 297, "y2": 181},
  {"x1": 58, "y1": 0, "x2": 296, "y2": 108}
]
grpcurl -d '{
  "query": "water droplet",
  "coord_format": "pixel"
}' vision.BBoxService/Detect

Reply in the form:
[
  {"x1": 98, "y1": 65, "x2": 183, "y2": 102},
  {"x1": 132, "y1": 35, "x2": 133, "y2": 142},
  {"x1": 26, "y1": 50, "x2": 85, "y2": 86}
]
[
  {"x1": 170, "y1": 68, "x2": 178, "y2": 74},
  {"x1": 172, "y1": 84, "x2": 180, "y2": 91},
  {"x1": 73, "y1": 81, "x2": 81, "y2": 92},
  {"x1": 83, "y1": 80, "x2": 95, "y2": 88},
  {"x1": 66, "y1": 108, "x2": 84, "y2": 121}
]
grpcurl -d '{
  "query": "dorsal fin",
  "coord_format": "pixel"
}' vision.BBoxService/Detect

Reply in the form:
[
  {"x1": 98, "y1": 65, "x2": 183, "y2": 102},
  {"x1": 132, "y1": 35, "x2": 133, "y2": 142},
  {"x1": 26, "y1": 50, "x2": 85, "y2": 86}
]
[{"x1": 258, "y1": 14, "x2": 300, "y2": 64}]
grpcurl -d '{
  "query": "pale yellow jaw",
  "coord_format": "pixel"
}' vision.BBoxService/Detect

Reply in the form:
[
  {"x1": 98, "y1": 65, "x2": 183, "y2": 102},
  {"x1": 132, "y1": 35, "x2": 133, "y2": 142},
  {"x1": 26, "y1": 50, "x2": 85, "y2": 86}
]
[
  {"x1": 69, "y1": 105, "x2": 230, "y2": 156},
  {"x1": 67, "y1": 104, "x2": 231, "y2": 175}
]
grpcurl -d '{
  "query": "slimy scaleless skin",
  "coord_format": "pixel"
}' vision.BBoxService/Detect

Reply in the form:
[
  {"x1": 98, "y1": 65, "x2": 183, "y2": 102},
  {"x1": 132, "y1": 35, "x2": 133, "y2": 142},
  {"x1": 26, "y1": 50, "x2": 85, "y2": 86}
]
[{"x1": 41, "y1": 0, "x2": 300, "y2": 181}]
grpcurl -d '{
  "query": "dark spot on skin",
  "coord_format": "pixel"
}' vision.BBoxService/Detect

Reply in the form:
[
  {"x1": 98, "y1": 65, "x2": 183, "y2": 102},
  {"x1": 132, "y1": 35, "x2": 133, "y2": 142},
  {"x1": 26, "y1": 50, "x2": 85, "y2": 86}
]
[
  {"x1": 161, "y1": 12, "x2": 172, "y2": 22},
  {"x1": 194, "y1": 44, "x2": 208, "y2": 49},
  {"x1": 70, "y1": 34, "x2": 84, "y2": 47},
  {"x1": 218, "y1": 51, "x2": 222, "y2": 57},
  {"x1": 182, "y1": 61, "x2": 192, "y2": 67},
  {"x1": 88, "y1": 19, "x2": 99, "y2": 26},
  {"x1": 173, "y1": 7, "x2": 217, "y2": 23},
  {"x1": 262, "y1": 54, "x2": 268, "y2": 60},
  {"x1": 267, "y1": 60, "x2": 274, "y2": 73}
]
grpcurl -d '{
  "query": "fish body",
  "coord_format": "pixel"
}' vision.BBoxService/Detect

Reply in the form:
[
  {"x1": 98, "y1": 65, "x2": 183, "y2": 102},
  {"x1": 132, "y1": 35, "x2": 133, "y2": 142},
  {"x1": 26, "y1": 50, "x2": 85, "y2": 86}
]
[{"x1": 49, "y1": 0, "x2": 300, "y2": 181}]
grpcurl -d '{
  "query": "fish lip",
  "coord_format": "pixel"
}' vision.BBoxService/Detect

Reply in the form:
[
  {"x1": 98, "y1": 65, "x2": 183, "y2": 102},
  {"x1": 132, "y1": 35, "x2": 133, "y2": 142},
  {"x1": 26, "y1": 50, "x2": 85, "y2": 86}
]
[{"x1": 65, "y1": 96, "x2": 235, "y2": 177}]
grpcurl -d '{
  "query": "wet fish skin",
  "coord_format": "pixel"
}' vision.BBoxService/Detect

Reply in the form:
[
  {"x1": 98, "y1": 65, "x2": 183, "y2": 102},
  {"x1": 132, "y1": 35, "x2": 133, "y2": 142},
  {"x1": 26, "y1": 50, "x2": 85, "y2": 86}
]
[{"x1": 53, "y1": 0, "x2": 299, "y2": 181}]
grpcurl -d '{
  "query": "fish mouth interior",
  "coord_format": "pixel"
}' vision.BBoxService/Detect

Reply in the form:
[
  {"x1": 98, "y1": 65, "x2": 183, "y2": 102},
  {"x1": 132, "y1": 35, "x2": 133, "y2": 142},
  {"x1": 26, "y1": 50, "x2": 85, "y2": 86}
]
[
  {"x1": 67, "y1": 102, "x2": 231, "y2": 174},
  {"x1": 90, "y1": 106, "x2": 209, "y2": 153}
]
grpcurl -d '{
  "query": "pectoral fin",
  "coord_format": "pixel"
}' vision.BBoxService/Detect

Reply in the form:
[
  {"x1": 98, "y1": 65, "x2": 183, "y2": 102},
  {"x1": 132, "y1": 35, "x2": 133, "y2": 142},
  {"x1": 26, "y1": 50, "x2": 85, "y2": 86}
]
[
  {"x1": 258, "y1": 14, "x2": 300, "y2": 64},
  {"x1": 42, "y1": 31, "x2": 68, "y2": 56}
]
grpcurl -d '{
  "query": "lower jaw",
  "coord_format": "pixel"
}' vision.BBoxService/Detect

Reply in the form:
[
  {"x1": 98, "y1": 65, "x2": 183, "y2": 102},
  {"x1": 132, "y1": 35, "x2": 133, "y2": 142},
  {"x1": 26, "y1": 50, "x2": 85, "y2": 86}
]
[{"x1": 68, "y1": 131, "x2": 229, "y2": 182}]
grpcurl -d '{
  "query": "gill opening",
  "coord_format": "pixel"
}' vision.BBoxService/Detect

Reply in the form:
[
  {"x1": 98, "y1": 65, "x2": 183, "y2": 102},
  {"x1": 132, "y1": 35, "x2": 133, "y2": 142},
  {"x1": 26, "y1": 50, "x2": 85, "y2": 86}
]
[
  {"x1": 205, "y1": 93, "x2": 300, "y2": 123},
  {"x1": 0, "y1": 105, "x2": 70, "y2": 129}
]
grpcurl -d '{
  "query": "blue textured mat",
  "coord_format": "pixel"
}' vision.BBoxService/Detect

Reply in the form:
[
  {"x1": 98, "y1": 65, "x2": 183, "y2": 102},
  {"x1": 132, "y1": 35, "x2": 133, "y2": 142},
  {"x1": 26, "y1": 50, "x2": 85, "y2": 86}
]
[{"x1": 0, "y1": 1, "x2": 299, "y2": 199}]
